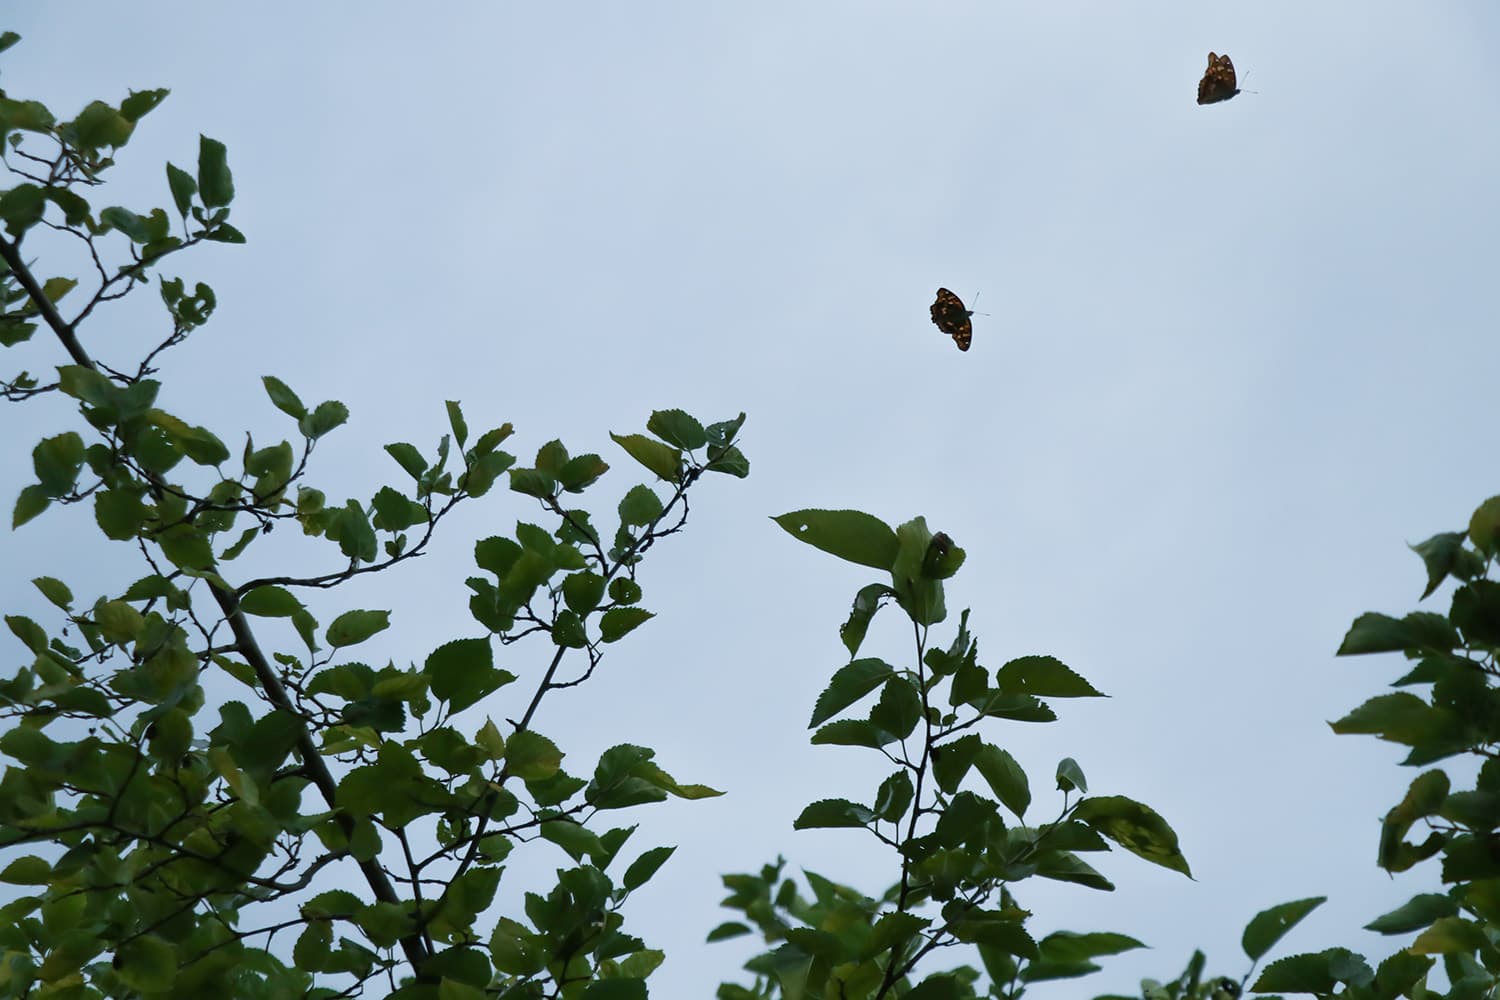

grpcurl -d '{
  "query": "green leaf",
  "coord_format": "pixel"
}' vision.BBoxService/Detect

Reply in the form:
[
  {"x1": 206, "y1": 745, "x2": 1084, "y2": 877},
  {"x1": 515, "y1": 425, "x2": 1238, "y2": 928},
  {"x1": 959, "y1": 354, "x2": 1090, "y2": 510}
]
[
  {"x1": 870, "y1": 676, "x2": 922, "y2": 739},
  {"x1": 1338, "y1": 612, "x2": 1460, "y2": 656},
  {"x1": 300, "y1": 400, "x2": 349, "y2": 440},
  {"x1": 619, "y1": 484, "x2": 664, "y2": 526},
  {"x1": 1470, "y1": 496, "x2": 1500, "y2": 557},
  {"x1": 609, "y1": 577, "x2": 642, "y2": 605},
  {"x1": 33, "y1": 432, "x2": 84, "y2": 495},
  {"x1": 0, "y1": 32, "x2": 19, "y2": 54},
  {"x1": 326, "y1": 610, "x2": 390, "y2": 648},
  {"x1": 1055, "y1": 757, "x2": 1087, "y2": 793},
  {"x1": 582, "y1": 980, "x2": 647, "y2": 1000},
  {"x1": 386, "y1": 442, "x2": 427, "y2": 480},
  {"x1": 505, "y1": 730, "x2": 563, "y2": 781},
  {"x1": 70, "y1": 100, "x2": 134, "y2": 148},
  {"x1": 166, "y1": 162, "x2": 197, "y2": 217},
  {"x1": 1037, "y1": 931, "x2": 1144, "y2": 962},
  {"x1": 841, "y1": 583, "x2": 892, "y2": 657},
  {"x1": 558, "y1": 453, "x2": 608, "y2": 493},
  {"x1": 31, "y1": 576, "x2": 72, "y2": 610},
  {"x1": 873, "y1": 770, "x2": 915, "y2": 822},
  {"x1": 120, "y1": 88, "x2": 168, "y2": 122},
  {"x1": 994, "y1": 655, "x2": 1103, "y2": 698},
  {"x1": 622, "y1": 846, "x2": 676, "y2": 892},
  {"x1": 1073, "y1": 795, "x2": 1192, "y2": 877},
  {"x1": 1365, "y1": 893, "x2": 1457, "y2": 935},
  {"x1": 1252, "y1": 948, "x2": 1372, "y2": 994},
  {"x1": 94, "y1": 488, "x2": 147, "y2": 539},
  {"x1": 1242, "y1": 896, "x2": 1327, "y2": 961},
  {"x1": 240, "y1": 586, "x2": 304, "y2": 618},
  {"x1": 932, "y1": 733, "x2": 982, "y2": 793},
  {"x1": 562, "y1": 572, "x2": 607, "y2": 615},
  {"x1": 812, "y1": 719, "x2": 899, "y2": 748},
  {"x1": 705, "y1": 444, "x2": 750, "y2": 478},
  {"x1": 794, "y1": 798, "x2": 876, "y2": 830},
  {"x1": 1411, "y1": 916, "x2": 1492, "y2": 954},
  {"x1": 155, "y1": 523, "x2": 215, "y2": 570},
  {"x1": 975, "y1": 744, "x2": 1030, "y2": 819},
  {"x1": 773, "y1": 509, "x2": 899, "y2": 570},
  {"x1": 13, "y1": 484, "x2": 49, "y2": 527},
  {"x1": 0, "y1": 855, "x2": 50, "y2": 885},
  {"x1": 439, "y1": 978, "x2": 488, "y2": 1000},
  {"x1": 600, "y1": 607, "x2": 653, "y2": 643},
  {"x1": 1330, "y1": 694, "x2": 1456, "y2": 751},
  {"x1": 445, "y1": 400, "x2": 469, "y2": 447},
  {"x1": 647, "y1": 409, "x2": 707, "y2": 449},
  {"x1": 610, "y1": 432, "x2": 682, "y2": 483},
  {"x1": 810, "y1": 658, "x2": 894, "y2": 727},
  {"x1": 197, "y1": 135, "x2": 234, "y2": 207},
  {"x1": 114, "y1": 935, "x2": 177, "y2": 991},
  {"x1": 0, "y1": 183, "x2": 44, "y2": 236},
  {"x1": 426, "y1": 638, "x2": 514, "y2": 713},
  {"x1": 1410, "y1": 531, "x2": 1469, "y2": 599}
]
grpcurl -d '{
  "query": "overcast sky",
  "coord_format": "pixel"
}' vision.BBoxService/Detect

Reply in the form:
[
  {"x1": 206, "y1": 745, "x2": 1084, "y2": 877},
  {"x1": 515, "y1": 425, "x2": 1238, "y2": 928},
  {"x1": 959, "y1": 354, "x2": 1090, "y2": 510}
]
[{"x1": 5, "y1": 3, "x2": 1500, "y2": 996}]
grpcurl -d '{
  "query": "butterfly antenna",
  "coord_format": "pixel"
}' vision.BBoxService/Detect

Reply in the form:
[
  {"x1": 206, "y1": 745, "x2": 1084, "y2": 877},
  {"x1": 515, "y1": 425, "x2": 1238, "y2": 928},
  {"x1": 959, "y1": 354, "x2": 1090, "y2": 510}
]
[{"x1": 968, "y1": 290, "x2": 991, "y2": 318}]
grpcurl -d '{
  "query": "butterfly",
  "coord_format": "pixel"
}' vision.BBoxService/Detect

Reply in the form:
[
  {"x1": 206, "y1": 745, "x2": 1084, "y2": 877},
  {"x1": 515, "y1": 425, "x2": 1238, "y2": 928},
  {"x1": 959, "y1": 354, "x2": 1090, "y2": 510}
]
[
  {"x1": 929, "y1": 288, "x2": 973, "y2": 351},
  {"x1": 1197, "y1": 52, "x2": 1241, "y2": 104}
]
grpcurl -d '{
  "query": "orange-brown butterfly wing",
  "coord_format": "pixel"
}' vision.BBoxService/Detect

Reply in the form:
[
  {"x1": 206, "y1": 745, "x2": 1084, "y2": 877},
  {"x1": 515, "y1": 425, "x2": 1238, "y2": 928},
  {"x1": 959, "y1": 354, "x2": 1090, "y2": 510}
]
[
  {"x1": 929, "y1": 288, "x2": 973, "y2": 351},
  {"x1": 1197, "y1": 52, "x2": 1240, "y2": 105}
]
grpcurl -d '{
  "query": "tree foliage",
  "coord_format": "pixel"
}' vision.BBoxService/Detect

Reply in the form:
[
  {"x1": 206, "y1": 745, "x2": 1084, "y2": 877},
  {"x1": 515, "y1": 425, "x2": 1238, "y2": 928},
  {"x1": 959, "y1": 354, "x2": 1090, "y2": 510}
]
[
  {"x1": 2, "y1": 27, "x2": 1496, "y2": 1000},
  {"x1": 0, "y1": 34, "x2": 747, "y2": 997}
]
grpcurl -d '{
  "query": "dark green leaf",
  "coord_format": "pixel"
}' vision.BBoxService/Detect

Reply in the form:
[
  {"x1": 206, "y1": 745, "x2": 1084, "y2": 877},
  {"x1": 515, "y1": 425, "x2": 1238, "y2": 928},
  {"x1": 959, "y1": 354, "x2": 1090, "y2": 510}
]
[
  {"x1": 976, "y1": 744, "x2": 1030, "y2": 819},
  {"x1": 810, "y1": 658, "x2": 894, "y2": 727},
  {"x1": 622, "y1": 846, "x2": 676, "y2": 892},
  {"x1": 12, "y1": 484, "x2": 48, "y2": 527},
  {"x1": 1410, "y1": 531, "x2": 1469, "y2": 599},
  {"x1": 0, "y1": 183, "x2": 44, "y2": 236},
  {"x1": 1242, "y1": 896, "x2": 1326, "y2": 961},
  {"x1": 705, "y1": 444, "x2": 750, "y2": 478},
  {"x1": 794, "y1": 798, "x2": 876, "y2": 830},
  {"x1": 773, "y1": 509, "x2": 899, "y2": 571},
  {"x1": 1252, "y1": 949, "x2": 1372, "y2": 994},
  {"x1": 558, "y1": 453, "x2": 608, "y2": 493},
  {"x1": 197, "y1": 135, "x2": 234, "y2": 207},
  {"x1": 600, "y1": 607, "x2": 653, "y2": 642},
  {"x1": 166, "y1": 162, "x2": 197, "y2": 217},
  {"x1": 155, "y1": 523, "x2": 215, "y2": 570},
  {"x1": 647, "y1": 408, "x2": 707, "y2": 449},
  {"x1": 386, "y1": 442, "x2": 427, "y2": 480},
  {"x1": 119, "y1": 88, "x2": 168, "y2": 122},
  {"x1": 31, "y1": 576, "x2": 72, "y2": 610},
  {"x1": 445, "y1": 400, "x2": 469, "y2": 447},
  {"x1": 239, "y1": 586, "x2": 304, "y2": 618},
  {"x1": 1338, "y1": 612, "x2": 1460, "y2": 656},
  {"x1": 994, "y1": 655, "x2": 1103, "y2": 698},
  {"x1": 33, "y1": 432, "x2": 84, "y2": 495},
  {"x1": 1364, "y1": 893, "x2": 1457, "y2": 935},
  {"x1": 619, "y1": 484, "x2": 664, "y2": 526},
  {"x1": 426, "y1": 638, "x2": 514, "y2": 713}
]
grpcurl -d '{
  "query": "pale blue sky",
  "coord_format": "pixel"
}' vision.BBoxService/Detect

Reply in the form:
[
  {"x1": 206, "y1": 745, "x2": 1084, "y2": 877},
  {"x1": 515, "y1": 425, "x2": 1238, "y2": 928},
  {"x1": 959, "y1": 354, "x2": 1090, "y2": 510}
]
[{"x1": 4, "y1": 4, "x2": 1499, "y2": 995}]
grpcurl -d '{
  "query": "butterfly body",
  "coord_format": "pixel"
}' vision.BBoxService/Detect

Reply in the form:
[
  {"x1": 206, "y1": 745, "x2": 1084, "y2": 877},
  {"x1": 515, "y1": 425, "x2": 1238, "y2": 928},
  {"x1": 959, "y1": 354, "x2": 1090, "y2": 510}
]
[
  {"x1": 929, "y1": 288, "x2": 973, "y2": 351},
  {"x1": 1197, "y1": 52, "x2": 1240, "y2": 105}
]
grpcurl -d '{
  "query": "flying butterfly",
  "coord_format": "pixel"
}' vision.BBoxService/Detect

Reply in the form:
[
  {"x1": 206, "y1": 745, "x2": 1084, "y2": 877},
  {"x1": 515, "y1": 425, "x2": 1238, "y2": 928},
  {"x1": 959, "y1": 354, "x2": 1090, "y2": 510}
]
[
  {"x1": 1197, "y1": 52, "x2": 1241, "y2": 105},
  {"x1": 929, "y1": 288, "x2": 973, "y2": 351}
]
